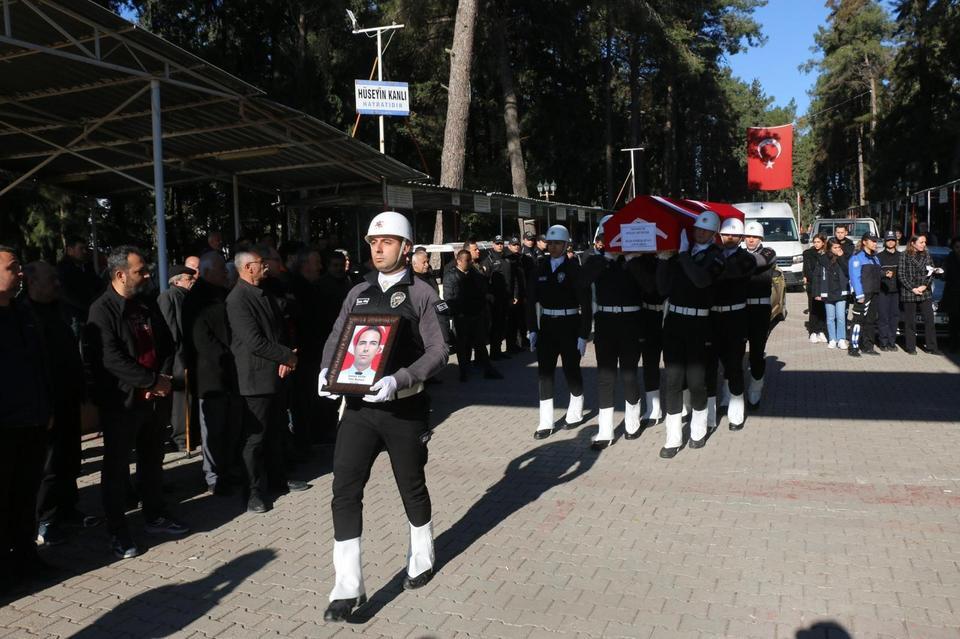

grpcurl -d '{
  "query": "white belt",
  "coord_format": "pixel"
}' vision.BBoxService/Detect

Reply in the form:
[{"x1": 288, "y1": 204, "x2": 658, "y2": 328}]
[
  {"x1": 541, "y1": 308, "x2": 579, "y2": 317},
  {"x1": 396, "y1": 382, "x2": 425, "y2": 399},
  {"x1": 597, "y1": 305, "x2": 641, "y2": 313},
  {"x1": 747, "y1": 297, "x2": 771, "y2": 305},
  {"x1": 667, "y1": 304, "x2": 709, "y2": 317},
  {"x1": 642, "y1": 303, "x2": 664, "y2": 312},
  {"x1": 710, "y1": 303, "x2": 747, "y2": 313}
]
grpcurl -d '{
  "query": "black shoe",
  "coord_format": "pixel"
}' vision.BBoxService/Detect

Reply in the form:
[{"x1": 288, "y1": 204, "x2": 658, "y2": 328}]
[
  {"x1": 639, "y1": 416, "x2": 662, "y2": 429},
  {"x1": 286, "y1": 479, "x2": 310, "y2": 492},
  {"x1": 624, "y1": 429, "x2": 643, "y2": 441},
  {"x1": 862, "y1": 348, "x2": 880, "y2": 356},
  {"x1": 848, "y1": 349, "x2": 861, "y2": 357},
  {"x1": 590, "y1": 439, "x2": 612, "y2": 451},
  {"x1": 403, "y1": 568, "x2": 434, "y2": 590},
  {"x1": 110, "y1": 533, "x2": 140, "y2": 560},
  {"x1": 928, "y1": 348, "x2": 943, "y2": 356},
  {"x1": 483, "y1": 369, "x2": 504, "y2": 380},
  {"x1": 533, "y1": 428, "x2": 554, "y2": 440},
  {"x1": 247, "y1": 494, "x2": 269, "y2": 513},
  {"x1": 688, "y1": 437, "x2": 706, "y2": 449},
  {"x1": 144, "y1": 516, "x2": 190, "y2": 536},
  {"x1": 905, "y1": 348, "x2": 917, "y2": 355},
  {"x1": 659, "y1": 446, "x2": 681, "y2": 459},
  {"x1": 729, "y1": 422, "x2": 744, "y2": 432},
  {"x1": 323, "y1": 595, "x2": 367, "y2": 622},
  {"x1": 36, "y1": 521, "x2": 67, "y2": 546}
]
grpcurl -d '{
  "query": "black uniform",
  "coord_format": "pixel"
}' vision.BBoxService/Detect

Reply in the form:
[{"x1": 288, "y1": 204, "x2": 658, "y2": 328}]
[
  {"x1": 876, "y1": 247, "x2": 901, "y2": 348},
  {"x1": 745, "y1": 244, "x2": 778, "y2": 381},
  {"x1": 525, "y1": 255, "x2": 592, "y2": 402},
  {"x1": 802, "y1": 246, "x2": 826, "y2": 336},
  {"x1": 504, "y1": 250, "x2": 528, "y2": 352},
  {"x1": 581, "y1": 254, "x2": 643, "y2": 410},
  {"x1": 322, "y1": 268, "x2": 448, "y2": 542},
  {"x1": 631, "y1": 255, "x2": 665, "y2": 396},
  {"x1": 704, "y1": 247, "x2": 757, "y2": 399},
  {"x1": 656, "y1": 244, "x2": 725, "y2": 416},
  {"x1": 481, "y1": 248, "x2": 516, "y2": 357},
  {"x1": 442, "y1": 265, "x2": 494, "y2": 379}
]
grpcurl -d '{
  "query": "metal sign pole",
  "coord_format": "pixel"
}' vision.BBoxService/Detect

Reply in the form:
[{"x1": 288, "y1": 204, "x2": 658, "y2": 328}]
[{"x1": 150, "y1": 79, "x2": 169, "y2": 291}]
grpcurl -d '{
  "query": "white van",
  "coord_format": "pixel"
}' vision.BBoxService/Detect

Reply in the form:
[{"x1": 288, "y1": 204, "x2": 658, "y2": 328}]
[{"x1": 733, "y1": 201, "x2": 805, "y2": 288}]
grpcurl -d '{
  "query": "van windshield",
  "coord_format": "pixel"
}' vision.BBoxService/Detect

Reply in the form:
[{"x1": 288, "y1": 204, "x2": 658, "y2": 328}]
[{"x1": 751, "y1": 217, "x2": 798, "y2": 242}]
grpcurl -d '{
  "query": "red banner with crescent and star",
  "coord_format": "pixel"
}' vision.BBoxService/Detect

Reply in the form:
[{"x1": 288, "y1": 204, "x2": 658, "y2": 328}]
[{"x1": 747, "y1": 124, "x2": 793, "y2": 191}]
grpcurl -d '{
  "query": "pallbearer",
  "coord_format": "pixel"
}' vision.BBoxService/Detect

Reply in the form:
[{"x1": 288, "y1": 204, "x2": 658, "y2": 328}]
[
  {"x1": 526, "y1": 225, "x2": 592, "y2": 439},
  {"x1": 743, "y1": 221, "x2": 777, "y2": 407}
]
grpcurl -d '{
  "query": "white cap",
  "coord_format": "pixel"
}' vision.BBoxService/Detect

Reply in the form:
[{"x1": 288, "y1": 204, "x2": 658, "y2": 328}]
[
  {"x1": 595, "y1": 214, "x2": 612, "y2": 242},
  {"x1": 719, "y1": 217, "x2": 745, "y2": 236},
  {"x1": 692, "y1": 210, "x2": 720, "y2": 233},
  {"x1": 545, "y1": 225, "x2": 571, "y2": 242},
  {"x1": 744, "y1": 220, "x2": 764, "y2": 238},
  {"x1": 365, "y1": 211, "x2": 413, "y2": 243}
]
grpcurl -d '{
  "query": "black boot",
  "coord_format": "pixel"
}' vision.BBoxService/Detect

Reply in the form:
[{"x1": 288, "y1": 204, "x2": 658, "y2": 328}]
[{"x1": 323, "y1": 595, "x2": 367, "y2": 622}]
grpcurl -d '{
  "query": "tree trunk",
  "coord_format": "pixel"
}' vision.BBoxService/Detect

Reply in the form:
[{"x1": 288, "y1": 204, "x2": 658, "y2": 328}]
[
  {"x1": 495, "y1": 13, "x2": 528, "y2": 198},
  {"x1": 628, "y1": 34, "x2": 645, "y2": 197},
  {"x1": 601, "y1": 7, "x2": 614, "y2": 207},
  {"x1": 436, "y1": 0, "x2": 480, "y2": 246},
  {"x1": 857, "y1": 125, "x2": 866, "y2": 206}
]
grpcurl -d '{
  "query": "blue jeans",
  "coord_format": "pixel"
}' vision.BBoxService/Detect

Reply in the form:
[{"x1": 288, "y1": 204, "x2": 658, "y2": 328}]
[{"x1": 825, "y1": 300, "x2": 846, "y2": 343}]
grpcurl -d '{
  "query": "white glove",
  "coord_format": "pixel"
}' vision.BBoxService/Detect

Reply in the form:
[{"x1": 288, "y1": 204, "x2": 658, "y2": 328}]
[
  {"x1": 363, "y1": 375, "x2": 398, "y2": 403},
  {"x1": 527, "y1": 331, "x2": 538, "y2": 352},
  {"x1": 926, "y1": 264, "x2": 936, "y2": 276},
  {"x1": 679, "y1": 229, "x2": 689, "y2": 253},
  {"x1": 317, "y1": 368, "x2": 340, "y2": 400},
  {"x1": 577, "y1": 337, "x2": 587, "y2": 357}
]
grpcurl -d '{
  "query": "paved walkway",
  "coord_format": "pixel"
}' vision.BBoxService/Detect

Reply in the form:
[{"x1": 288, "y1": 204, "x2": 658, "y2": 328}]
[{"x1": 3, "y1": 292, "x2": 960, "y2": 639}]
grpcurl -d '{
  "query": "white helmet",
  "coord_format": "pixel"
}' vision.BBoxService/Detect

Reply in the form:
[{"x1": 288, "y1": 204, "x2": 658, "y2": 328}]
[
  {"x1": 545, "y1": 224, "x2": 570, "y2": 242},
  {"x1": 365, "y1": 211, "x2": 413, "y2": 243},
  {"x1": 744, "y1": 220, "x2": 764, "y2": 238},
  {"x1": 692, "y1": 210, "x2": 720, "y2": 233},
  {"x1": 595, "y1": 214, "x2": 612, "y2": 242},
  {"x1": 719, "y1": 217, "x2": 745, "y2": 236}
]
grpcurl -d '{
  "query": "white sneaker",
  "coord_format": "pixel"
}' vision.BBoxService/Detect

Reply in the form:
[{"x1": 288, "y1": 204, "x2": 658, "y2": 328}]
[
  {"x1": 838, "y1": 339, "x2": 849, "y2": 349},
  {"x1": 808, "y1": 333, "x2": 819, "y2": 343},
  {"x1": 817, "y1": 332, "x2": 828, "y2": 343},
  {"x1": 827, "y1": 340, "x2": 836, "y2": 349}
]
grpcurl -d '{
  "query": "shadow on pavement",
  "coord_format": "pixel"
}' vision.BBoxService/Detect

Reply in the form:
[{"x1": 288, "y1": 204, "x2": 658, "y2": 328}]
[
  {"x1": 67, "y1": 549, "x2": 276, "y2": 638},
  {"x1": 795, "y1": 620, "x2": 853, "y2": 638},
  {"x1": 352, "y1": 426, "x2": 599, "y2": 622}
]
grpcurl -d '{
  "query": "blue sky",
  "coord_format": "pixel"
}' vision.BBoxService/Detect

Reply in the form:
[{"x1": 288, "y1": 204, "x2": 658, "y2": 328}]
[{"x1": 726, "y1": 1, "x2": 833, "y2": 117}]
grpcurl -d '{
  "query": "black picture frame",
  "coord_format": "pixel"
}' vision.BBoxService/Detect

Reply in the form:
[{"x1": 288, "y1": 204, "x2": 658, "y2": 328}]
[{"x1": 326, "y1": 314, "x2": 401, "y2": 395}]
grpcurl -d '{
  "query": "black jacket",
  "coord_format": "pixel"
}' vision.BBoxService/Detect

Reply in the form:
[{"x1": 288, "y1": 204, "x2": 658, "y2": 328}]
[
  {"x1": 182, "y1": 278, "x2": 236, "y2": 397},
  {"x1": 158, "y1": 285, "x2": 188, "y2": 347},
  {"x1": 22, "y1": 299, "x2": 85, "y2": 405},
  {"x1": 525, "y1": 255, "x2": 592, "y2": 338},
  {"x1": 817, "y1": 254, "x2": 850, "y2": 303},
  {"x1": 84, "y1": 286, "x2": 174, "y2": 410},
  {"x1": 56, "y1": 257, "x2": 103, "y2": 327},
  {"x1": 481, "y1": 248, "x2": 516, "y2": 299},
  {"x1": 442, "y1": 266, "x2": 488, "y2": 317},
  {"x1": 656, "y1": 244, "x2": 725, "y2": 310},
  {"x1": 802, "y1": 246, "x2": 822, "y2": 282},
  {"x1": 226, "y1": 279, "x2": 293, "y2": 396},
  {"x1": 0, "y1": 299, "x2": 50, "y2": 428},
  {"x1": 877, "y1": 248, "x2": 900, "y2": 294}
]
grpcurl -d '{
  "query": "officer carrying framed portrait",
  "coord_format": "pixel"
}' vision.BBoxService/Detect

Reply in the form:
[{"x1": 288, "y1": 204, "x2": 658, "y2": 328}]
[{"x1": 326, "y1": 314, "x2": 400, "y2": 395}]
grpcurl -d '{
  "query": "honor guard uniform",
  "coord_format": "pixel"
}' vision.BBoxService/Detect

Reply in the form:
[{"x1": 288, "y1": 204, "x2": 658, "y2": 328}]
[
  {"x1": 581, "y1": 216, "x2": 645, "y2": 449},
  {"x1": 526, "y1": 225, "x2": 592, "y2": 439},
  {"x1": 633, "y1": 253, "x2": 666, "y2": 430},
  {"x1": 319, "y1": 212, "x2": 449, "y2": 622},
  {"x1": 703, "y1": 217, "x2": 759, "y2": 432},
  {"x1": 656, "y1": 211, "x2": 725, "y2": 458},
  {"x1": 742, "y1": 221, "x2": 777, "y2": 407}
]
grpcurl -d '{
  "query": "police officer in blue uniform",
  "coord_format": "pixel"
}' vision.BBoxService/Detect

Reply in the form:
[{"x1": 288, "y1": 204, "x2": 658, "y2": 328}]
[
  {"x1": 848, "y1": 232, "x2": 882, "y2": 357},
  {"x1": 319, "y1": 212, "x2": 449, "y2": 622}
]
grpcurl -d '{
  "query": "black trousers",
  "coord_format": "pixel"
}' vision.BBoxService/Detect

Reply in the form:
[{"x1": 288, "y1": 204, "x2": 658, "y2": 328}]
[
  {"x1": 199, "y1": 392, "x2": 242, "y2": 488},
  {"x1": 1, "y1": 426, "x2": 45, "y2": 568},
  {"x1": 902, "y1": 299, "x2": 938, "y2": 352},
  {"x1": 240, "y1": 394, "x2": 287, "y2": 496},
  {"x1": 488, "y1": 295, "x2": 508, "y2": 355},
  {"x1": 506, "y1": 299, "x2": 527, "y2": 350},
  {"x1": 850, "y1": 293, "x2": 878, "y2": 351},
  {"x1": 36, "y1": 398, "x2": 81, "y2": 525},
  {"x1": 454, "y1": 314, "x2": 491, "y2": 376},
  {"x1": 746, "y1": 304, "x2": 771, "y2": 380},
  {"x1": 640, "y1": 308, "x2": 663, "y2": 392},
  {"x1": 661, "y1": 313, "x2": 710, "y2": 415},
  {"x1": 806, "y1": 291, "x2": 826, "y2": 334},
  {"x1": 101, "y1": 402, "x2": 168, "y2": 535},
  {"x1": 331, "y1": 394, "x2": 431, "y2": 541},
  {"x1": 292, "y1": 360, "x2": 331, "y2": 447},
  {"x1": 536, "y1": 315, "x2": 583, "y2": 400},
  {"x1": 594, "y1": 313, "x2": 642, "y2": 409},
  {"x1": 876, "y1": 291, "x2": 900, "y2": 347},
  {"x1": 704, "y1": 310, "x2": 748, "y2": 396}
]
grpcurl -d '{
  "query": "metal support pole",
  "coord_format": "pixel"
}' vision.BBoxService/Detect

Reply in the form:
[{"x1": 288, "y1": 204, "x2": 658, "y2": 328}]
[
  {"x1": 377, "y1": 29, "x2": 385, "y2": 154},
  {"x1": 232, "y1": 174, "x2": 241, "y2": 241},
  {"x1": 499, "y1": 200, "x2": 503, "y2": 236},
  {"x1": 150, "y1": 79, "x2": 169, "y2": 291}
]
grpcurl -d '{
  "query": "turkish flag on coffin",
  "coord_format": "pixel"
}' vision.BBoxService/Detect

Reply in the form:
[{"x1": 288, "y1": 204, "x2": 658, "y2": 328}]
[
  {"x1": 602, "y1": 196, "x2": 745, "y2": 253},
  {"x1": 747, "y1": 124, "x2": 793, "y2": 191}
]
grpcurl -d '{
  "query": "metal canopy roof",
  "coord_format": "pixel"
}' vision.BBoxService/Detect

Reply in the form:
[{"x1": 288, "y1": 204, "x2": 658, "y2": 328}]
[{"x1": 0, "y1": 0, "x2": 425, "y2": 197}]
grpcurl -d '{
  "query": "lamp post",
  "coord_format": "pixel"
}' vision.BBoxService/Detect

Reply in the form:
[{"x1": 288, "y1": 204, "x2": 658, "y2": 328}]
[
  {"x1": 536, "y1": 180, "x2": 557, "y2": 201},
  {"x1": 347, "y1": 10, "x2": 404, "y2": 154}
]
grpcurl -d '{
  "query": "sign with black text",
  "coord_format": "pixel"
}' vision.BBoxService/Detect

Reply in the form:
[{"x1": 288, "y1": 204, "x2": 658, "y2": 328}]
[{"x1": 355, "y1": 80, "x2": 410, "y2": 116}]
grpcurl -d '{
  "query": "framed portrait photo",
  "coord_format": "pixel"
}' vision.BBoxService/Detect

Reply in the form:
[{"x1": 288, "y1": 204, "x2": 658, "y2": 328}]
[{"x1": 326, "y1": 314, "x2": 401, "y2": 395}]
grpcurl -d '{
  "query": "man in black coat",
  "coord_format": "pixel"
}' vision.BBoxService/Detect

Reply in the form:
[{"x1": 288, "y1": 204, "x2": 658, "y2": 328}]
[
  {"x1": 481, "y1": 235, "x2": 516, "y2": 359},
  {"x1": 443, "y1": 250, "x2": 502, "y2": 382},
  {"x1": 56, "y1": 236, "x2": 103, "y2": 336},
  {"x1": 182, "y1": 252, "x2": 239, "y2": 495},
  {"x1": 85, "y1": 246, "x2": 188, "y2": 560},
  {"x1": 226, "y1": 249, "x2": 308, "y2": 514},
  {"x1": 0, "y1": 246, "x2": 51, "y2": 589},
  {"x1": 287, "y1": 247, "x2": 327, "y2": 448},
  {"x1": 158, "y1": 264, "x2": 196, "y2": 451},
  {"x1": 504, "y1": 237, "x2": 528, "y2": 352}
]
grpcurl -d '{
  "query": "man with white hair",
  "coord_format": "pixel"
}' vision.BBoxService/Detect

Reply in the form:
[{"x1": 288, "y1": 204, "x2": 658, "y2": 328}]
[{"x1": 158, "y1": 264, "x2": 197, "y2": 451}]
